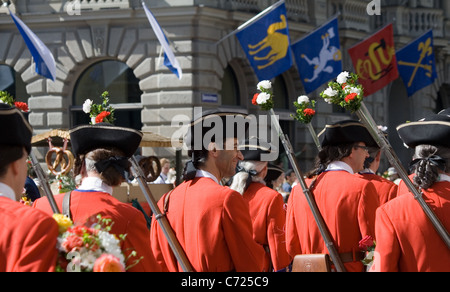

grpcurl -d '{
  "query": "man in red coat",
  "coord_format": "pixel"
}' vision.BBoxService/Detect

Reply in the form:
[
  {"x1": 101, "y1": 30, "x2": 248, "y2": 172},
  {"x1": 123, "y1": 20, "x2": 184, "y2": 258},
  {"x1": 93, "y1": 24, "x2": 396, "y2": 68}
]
[
  {"x1": 150, "y1": 110, "x2": 266, "y2": 272},
  {"x1": 229, "y1": 138, "x2": 292, "y2": 271},
  {"x1": 370, "y1": 113, "x2": 450, "y2": 272},
  {"x1": 0, "y1": 104, "x2": 59, "y2": 272},
  {"x1": 33, "y1": 123, "x2": 160, "y2": 272},
  {"x1": 286, "y1": 120, "x2": 380, "y2": 272}
]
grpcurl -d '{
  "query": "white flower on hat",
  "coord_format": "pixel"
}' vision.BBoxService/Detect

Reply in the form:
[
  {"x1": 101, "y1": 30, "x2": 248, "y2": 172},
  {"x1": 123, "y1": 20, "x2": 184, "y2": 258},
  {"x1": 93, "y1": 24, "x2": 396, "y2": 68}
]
[
  {"x1": 337, "y1": 71, "x2": 350, "y2": 84},
  {"x1": 297, "y1": 95, "x2": 310, "y2": 105},
  {"x1": 256, "y1": 92, "x2": 271, "y2": 105},
  {"x1": 83, "y1": 99, "x2": 93, "y2": 114},
  {"x1": 257, "y1": 80, "x2": 272, "y2": 91}
]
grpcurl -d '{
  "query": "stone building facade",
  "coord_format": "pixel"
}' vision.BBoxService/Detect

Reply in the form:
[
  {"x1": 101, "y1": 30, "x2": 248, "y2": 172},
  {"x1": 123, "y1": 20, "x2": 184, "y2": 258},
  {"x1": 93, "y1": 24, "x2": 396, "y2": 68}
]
[{"x1": 1, "y1": 0, "x2": 450, "y2": 171}]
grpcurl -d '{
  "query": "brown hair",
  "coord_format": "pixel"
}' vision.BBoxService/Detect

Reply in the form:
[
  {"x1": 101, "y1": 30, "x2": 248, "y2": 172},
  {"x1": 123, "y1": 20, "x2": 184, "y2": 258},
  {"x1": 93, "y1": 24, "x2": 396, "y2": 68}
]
[{"x1": 74, "y1": 148, "x2": 129, "y2": 187}]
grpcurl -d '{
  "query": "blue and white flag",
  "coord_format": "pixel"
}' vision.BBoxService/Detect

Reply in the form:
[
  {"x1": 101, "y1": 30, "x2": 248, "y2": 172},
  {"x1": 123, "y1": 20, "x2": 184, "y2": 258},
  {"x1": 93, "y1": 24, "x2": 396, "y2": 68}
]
[
  {"x1": 142, "y1": 2, "x2": 182, "y2": 79},
  {"x1": 235, "y1": 1, "x2": 292, "y2": 81},
  {"x1": 9, "y1": 9, "x2": 56, "y2": 81},
  {"x1": 396, "y1": 30, "x2": 437, "y2": 97},
  {"x1": 292, "y1": 17, "x2": 342, "y2": 94}
]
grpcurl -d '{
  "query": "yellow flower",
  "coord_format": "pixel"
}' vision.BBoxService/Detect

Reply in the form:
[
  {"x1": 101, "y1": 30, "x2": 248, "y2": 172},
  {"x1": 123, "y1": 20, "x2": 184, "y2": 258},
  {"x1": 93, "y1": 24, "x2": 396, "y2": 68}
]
[{"x1": 53, "y1": 214, "x2": 73, "y2": 234}]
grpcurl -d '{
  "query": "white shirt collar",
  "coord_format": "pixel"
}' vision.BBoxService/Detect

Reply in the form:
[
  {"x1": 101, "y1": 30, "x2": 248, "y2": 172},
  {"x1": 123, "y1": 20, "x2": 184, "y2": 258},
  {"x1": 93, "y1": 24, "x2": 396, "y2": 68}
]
[
  {"x1": 78, "y1": 177, "x2": 113, "y2": 195},
  {"x1": 0, "y1": 182, "x2": 16, "y2": 201},
  {"x1": 326, "y1": 161, "x2": 354, "y2": 174},
  {"x1": 195, "y1": 170, "x2": 220, "y2": 185}
]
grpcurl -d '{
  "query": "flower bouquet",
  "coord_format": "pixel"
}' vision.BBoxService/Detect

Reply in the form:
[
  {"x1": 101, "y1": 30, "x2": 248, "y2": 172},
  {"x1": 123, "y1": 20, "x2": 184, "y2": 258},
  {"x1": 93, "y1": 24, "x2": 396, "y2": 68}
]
[
  {"x1": 320, "y1": 71, "x2": 364, "y2": 113},
  {"x1": 53, "y1": 214, "x2": 141, "y2": 272},
  {"x1": 82, "y1": 91, "x2": 115, "y2": 124},
  {"x1": 292, "y1": 95, "x2": 321, "y2": 150},
  {"x1": 0, "y1": 91, "x2": 29, "y2": 112},
  {"x1": 292, "y1": 95, "x2": 316, "y2": 124},
  {"x1": 252, "y1": 80, "x2": 274, "y2": 111}
]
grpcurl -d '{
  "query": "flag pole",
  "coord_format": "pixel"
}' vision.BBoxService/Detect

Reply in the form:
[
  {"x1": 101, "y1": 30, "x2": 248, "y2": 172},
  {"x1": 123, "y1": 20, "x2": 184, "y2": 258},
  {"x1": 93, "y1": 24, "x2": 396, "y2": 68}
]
[{"x1": 214, "y1": 0, "x2": 285, "y2": 46}]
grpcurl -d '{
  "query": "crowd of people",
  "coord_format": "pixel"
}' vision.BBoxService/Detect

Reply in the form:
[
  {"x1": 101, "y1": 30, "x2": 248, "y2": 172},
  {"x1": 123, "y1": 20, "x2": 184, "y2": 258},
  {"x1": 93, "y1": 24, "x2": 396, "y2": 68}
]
[{"x1": 0, "y1": 104, "x2": 449, "y2": 272}]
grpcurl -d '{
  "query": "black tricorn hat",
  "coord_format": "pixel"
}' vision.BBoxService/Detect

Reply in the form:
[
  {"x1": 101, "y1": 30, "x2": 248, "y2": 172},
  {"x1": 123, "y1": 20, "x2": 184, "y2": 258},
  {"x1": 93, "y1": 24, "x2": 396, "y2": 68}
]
[
  {"x1": 239, "y1": 137, "x2": 275, "y2": 161},
  {"x1": 264, "y1": 163, "x2": 284, "y2": 182},
  {"x1": 318, "y1": 120, "x2": 376, "y2": 148},
  {"x1": 397, "y1": 112, "x2": 450, "y2": 149},
  {"x1": 69, "y1": 123, "x2": 143, "y2": 157},
  {"x1": 0, "y1": 103, "x2": 32, "y2": 153},
  {"x1": 185, "y1": 109, "x2": 249, "y2": 150}
]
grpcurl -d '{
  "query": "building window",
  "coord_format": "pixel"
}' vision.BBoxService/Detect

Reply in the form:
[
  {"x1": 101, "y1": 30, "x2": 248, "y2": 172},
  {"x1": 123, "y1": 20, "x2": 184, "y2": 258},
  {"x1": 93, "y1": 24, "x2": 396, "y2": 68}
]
[
  {"x1": 71, "y1": 60, "x2": 143, "y2": 130},
  {"x1": 273, "y1": 75, "x2": 289, "y2": 110},
  {"x1": 0, "y1": 64, "x2": 29, "y2": 103},
  {"x1": 220, "y1": 65, "x2": 241, "y2": 106}
]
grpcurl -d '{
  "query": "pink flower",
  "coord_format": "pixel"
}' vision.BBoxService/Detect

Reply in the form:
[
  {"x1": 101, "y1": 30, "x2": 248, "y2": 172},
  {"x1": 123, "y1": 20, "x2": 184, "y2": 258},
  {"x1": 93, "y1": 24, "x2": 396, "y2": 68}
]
[{"x1": 93, "y1": 254, "x2": 125, "y2": 272}]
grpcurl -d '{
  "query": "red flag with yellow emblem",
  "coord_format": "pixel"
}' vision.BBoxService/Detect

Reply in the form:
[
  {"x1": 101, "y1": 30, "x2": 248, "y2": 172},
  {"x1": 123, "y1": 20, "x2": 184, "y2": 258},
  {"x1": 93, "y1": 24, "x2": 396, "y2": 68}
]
[{"x1": 348, "y1": 24, "x2": 399, "y2": 96}]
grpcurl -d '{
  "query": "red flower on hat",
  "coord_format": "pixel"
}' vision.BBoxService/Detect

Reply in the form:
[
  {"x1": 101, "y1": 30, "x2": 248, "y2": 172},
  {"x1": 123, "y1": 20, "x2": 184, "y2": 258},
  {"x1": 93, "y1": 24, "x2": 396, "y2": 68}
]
[
  {"x1": 14, "y1": 102, "x2": 29, "y2": 113},
  {"x1": 95, "y1": 111, "x2": 111, "y2": 124}
]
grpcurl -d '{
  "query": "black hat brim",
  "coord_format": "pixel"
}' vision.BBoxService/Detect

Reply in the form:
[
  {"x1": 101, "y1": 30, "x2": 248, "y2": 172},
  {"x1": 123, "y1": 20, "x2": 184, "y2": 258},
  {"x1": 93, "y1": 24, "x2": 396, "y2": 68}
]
[
  {"x1": 318, "y1": 120, "x2": 376, "y2": 148},
  {"x1": 397, "y1": 114, "x2": 450, "y2": 148},
  {"x1": 70, "y1": 123, "x2": 143, "y2": 157},
  {"x1": 0, "y1": 104, "x2": 32, "y2": 153}
]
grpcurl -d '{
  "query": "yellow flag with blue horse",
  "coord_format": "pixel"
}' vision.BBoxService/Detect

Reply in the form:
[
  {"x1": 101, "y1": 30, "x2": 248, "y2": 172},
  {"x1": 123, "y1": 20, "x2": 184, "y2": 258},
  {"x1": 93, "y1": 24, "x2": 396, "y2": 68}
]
[{"x1": 236, "y1": 1, "x2": 293, "y2": 81}]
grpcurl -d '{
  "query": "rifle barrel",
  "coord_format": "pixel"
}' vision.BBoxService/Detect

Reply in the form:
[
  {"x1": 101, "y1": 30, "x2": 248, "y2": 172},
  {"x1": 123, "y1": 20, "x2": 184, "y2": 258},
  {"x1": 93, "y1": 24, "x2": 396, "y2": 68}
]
[
  {"x1": 129, "y1": 156, "x2": 194, "y2": 272},
  {"x1": 270, "y1": 109, "x2": 347, "y2": 272},
  {"x1": 357, "y1": 102, "x2": 450, "y2": 250}
]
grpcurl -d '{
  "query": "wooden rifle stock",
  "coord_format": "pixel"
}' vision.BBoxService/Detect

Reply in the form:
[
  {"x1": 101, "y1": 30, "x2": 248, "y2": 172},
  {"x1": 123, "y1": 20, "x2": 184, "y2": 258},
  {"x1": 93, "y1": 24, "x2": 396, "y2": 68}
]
[
  {"x1": 269, "y1": 110, "x2": 346, "y2": 272},
  {"x1": 129, "y1": 156, "x2": 194, "y2": 272}
]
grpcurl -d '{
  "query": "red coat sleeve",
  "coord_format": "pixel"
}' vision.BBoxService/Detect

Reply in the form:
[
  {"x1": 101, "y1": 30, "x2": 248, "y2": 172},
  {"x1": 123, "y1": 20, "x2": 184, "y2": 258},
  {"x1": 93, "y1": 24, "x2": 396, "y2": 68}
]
[
  {"x1": 266, "y1": 193, "x2": 292, "y2": 271},
  {"x1": 222, "y1": 191, "x2": 266, "y2": 272},
  {"x1": 369, "y1": 206, "x2": 401, "y2": 272},
  {"x1": 285, "y1": 185, "x2": 302, "y2": 258}
]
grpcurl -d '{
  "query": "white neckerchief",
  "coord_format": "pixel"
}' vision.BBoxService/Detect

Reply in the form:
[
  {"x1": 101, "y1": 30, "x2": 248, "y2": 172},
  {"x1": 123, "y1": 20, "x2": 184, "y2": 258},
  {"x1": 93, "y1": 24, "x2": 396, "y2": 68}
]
[
  {"x1": 325, "y1": 161, "x2": 354, "y2": 174},
  {"x1": 195, "y1": 169, "x2": 220, "y2": 185},
  {"x1": 78, "y1": 177, "x2": 113, "y2": 195},
  {"x1": 438, "y1": 174, "x2": 450, "y2": 183},
  {"x1": 0, "y1": 182, "x2": 16, "y2": 201}
]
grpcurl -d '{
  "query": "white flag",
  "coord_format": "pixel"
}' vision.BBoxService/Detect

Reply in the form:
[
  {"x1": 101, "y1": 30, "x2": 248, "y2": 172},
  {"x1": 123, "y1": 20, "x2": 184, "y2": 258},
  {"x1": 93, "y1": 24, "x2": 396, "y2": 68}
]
[
  {"x1": 9, "y1": 9, "x2": 56, "y2": 81},
  {"x1": 142, "y1": 2, "x2": 182, "y2": 79}
]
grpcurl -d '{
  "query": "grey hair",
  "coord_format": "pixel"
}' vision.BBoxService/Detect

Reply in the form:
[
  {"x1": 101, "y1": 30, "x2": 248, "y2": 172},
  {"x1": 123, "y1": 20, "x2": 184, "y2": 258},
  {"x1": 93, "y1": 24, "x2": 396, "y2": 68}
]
[
  {"x1": 229, "y1": 161, "x2": 267, "y2": 195},
  {"x1": 85, "y1": 157, "x2": 99, "y2": 173},
  {"x1": 412, "y1": 145, "x2": 450, "y2": 189}
]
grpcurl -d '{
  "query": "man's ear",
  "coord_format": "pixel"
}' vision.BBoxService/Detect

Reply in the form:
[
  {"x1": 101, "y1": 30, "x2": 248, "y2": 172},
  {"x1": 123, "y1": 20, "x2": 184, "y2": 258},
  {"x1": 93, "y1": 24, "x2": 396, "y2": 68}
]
[
  {"x1": 9, "y1": 159, "x2": 20, "y2": 177},
  {"x1": 207, "y1": 142, "x2": 218, "y2": 156}
]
